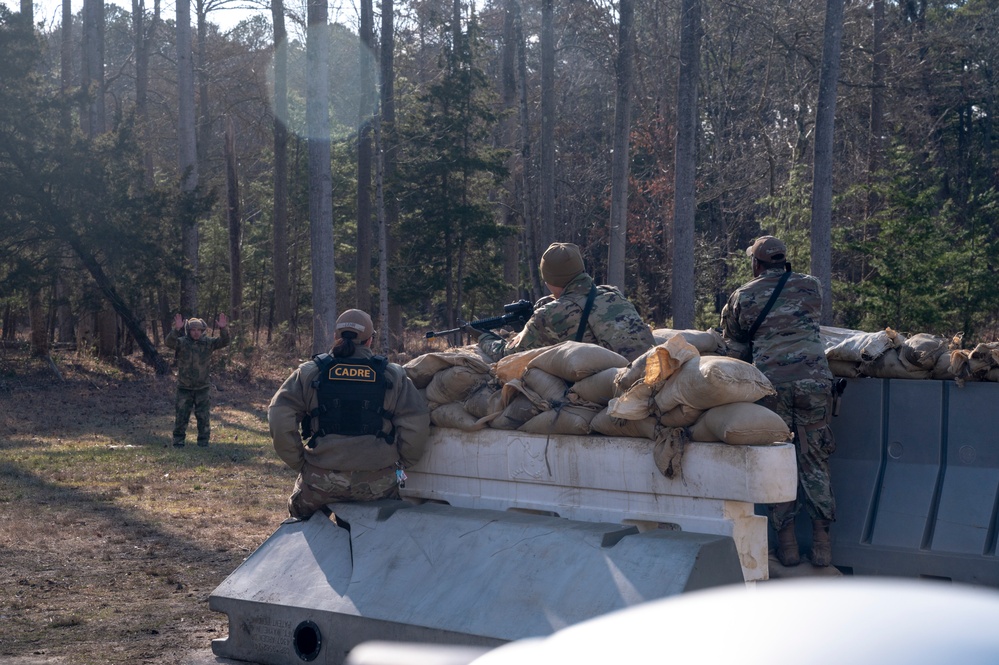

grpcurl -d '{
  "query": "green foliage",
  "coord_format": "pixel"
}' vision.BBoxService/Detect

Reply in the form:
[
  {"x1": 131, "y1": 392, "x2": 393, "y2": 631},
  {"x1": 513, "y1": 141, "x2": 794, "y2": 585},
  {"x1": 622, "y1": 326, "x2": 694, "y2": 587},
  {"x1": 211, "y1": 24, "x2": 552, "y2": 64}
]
[
  {"x1": 394, "y1": 11, "x2": 511, "y2": 326},
  {"x1": 0, "y1": 11, "x2": 196, "y2": 342},
  {"x1": 844, "y1": 146, "x2": 999, "y2": 336}
]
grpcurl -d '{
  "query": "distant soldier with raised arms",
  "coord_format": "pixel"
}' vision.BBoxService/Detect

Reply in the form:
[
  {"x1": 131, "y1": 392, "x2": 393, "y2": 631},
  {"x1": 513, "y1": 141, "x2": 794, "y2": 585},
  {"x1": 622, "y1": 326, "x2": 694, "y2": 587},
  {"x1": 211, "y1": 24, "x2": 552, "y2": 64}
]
[{"x1": 166, "y1": 312, "x2": 230, "y2": 447}]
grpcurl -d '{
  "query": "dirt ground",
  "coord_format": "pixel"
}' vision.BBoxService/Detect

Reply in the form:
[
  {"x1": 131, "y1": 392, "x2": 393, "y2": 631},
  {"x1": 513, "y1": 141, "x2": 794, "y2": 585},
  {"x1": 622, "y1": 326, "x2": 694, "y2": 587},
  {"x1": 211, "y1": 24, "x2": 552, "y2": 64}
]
[{"x1": 0, "y1": 344, "x2": 301, "y2": 664}]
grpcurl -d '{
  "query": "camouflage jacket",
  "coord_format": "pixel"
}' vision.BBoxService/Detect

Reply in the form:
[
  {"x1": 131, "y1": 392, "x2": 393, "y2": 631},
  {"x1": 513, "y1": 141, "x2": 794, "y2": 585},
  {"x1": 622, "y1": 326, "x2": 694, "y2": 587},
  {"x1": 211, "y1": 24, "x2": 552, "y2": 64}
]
[
  {"x1": 478, "y1": 272, "x2": 655, "y2": 362},
  {"x1": 267, "y1": 346, "x2": 430, "y2": 474},
  {"x1": 165, "y1": 327, "x2": 230, "y2": 390},
  {"x1": 720, "y1": 267, "x2": 831, "y2": 385}
]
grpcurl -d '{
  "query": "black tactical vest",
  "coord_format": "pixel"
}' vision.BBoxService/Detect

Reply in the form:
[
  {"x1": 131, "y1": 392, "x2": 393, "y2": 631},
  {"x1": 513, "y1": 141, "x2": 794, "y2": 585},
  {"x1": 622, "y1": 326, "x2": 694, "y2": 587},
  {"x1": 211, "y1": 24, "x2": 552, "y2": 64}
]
[{"x1": 308, "y1": 354, "x2": 395, "y2": 443}]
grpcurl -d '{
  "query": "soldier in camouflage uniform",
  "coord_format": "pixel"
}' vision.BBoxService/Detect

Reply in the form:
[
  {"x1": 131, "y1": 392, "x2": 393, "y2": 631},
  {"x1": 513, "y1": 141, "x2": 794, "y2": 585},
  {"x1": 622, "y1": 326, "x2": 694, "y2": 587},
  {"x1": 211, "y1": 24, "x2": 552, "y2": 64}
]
[
  {"x1": 166, "y1": 313, "x2": 230, "y2": 447},
  {"x1": 268, "y1": 309, "x2": 430, "y2": 520},
  {"x1": 469, "y1": 242, "x2": 654, "y2": 362},
  {"x1": 720, "y1": 236, "x2": 836, "y2": 567}
]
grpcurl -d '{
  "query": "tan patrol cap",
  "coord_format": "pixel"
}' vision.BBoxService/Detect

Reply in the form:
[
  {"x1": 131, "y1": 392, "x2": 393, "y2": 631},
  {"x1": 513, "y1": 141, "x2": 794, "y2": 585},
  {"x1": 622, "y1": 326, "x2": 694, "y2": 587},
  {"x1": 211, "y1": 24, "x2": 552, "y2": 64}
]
[
  {"x1": 335, "y1": 309, "x2": 374, "y2": 342},
  {"x1": 540, "y1": 242, "x2": 585, "y2": 288},
  {"x1": 746, "y1": 236, "x2": 787, "y2": 263}
]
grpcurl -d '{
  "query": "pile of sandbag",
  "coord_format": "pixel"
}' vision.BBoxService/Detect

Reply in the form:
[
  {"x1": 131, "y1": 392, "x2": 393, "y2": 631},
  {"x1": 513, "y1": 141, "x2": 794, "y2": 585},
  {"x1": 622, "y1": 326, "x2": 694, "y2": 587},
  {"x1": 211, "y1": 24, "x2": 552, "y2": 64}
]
[
  {"x1": 948, "y1": 341, "x2": 999, "y2": 385},
  {"x1": 822, "y1": 327, "x2": 960, "y2": 381},
  {"x1": 404, "y1": 334, "x2": 792, "y2": 447}
]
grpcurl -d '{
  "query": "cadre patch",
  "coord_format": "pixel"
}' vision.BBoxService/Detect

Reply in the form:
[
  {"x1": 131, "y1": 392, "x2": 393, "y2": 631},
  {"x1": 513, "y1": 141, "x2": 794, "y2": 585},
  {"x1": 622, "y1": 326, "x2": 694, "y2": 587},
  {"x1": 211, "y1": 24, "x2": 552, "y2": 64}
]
[{"x1": 328, "y1": 364, "x2": 376, "y2": 382}]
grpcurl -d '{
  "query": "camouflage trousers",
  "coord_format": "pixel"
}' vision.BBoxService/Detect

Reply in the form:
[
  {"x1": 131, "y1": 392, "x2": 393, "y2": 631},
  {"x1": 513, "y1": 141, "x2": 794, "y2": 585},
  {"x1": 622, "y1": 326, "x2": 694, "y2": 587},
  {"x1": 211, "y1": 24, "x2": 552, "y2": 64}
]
[
  {"x1": 758, "y1": 378, "x2": 837, "y2": 529},
  {"x1": 174, "y1": 386, "x2": 211, "y2": 445},
  {"x1": 288, "y1": 462, "x2": 401, "y2": 520}
]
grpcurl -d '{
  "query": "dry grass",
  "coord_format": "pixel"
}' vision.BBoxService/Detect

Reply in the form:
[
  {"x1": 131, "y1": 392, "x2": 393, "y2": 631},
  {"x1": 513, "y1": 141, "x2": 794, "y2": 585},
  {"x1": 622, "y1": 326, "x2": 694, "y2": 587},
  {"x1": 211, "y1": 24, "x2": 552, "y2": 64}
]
[{"x1": 0, "y1": 343, "x2": 304, "y2": 664}]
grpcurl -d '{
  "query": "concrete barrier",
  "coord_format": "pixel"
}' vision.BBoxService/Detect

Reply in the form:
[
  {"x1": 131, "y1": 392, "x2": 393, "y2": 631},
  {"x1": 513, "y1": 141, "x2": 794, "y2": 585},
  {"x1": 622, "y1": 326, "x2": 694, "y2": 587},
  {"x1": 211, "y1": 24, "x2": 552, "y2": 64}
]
[
  {"x1": 828, "y1": 378, "x2": 999, "y2": 585},
  {"x1": 401, "y1": 428, "x2": 797, "y2": 582},
  {"x1": 210, "y1": 501, "x2": 744, "y2": 665}
]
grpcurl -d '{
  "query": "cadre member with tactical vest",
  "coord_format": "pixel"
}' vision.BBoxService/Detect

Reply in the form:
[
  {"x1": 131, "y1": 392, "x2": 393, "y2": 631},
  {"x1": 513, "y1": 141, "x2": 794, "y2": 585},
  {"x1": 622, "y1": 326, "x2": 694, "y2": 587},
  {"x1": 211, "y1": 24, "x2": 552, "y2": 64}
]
[
  {"x1": 465, "y1": 242, "x2": 655, "y2": 363},
  {"x1": 166, "y1": 312, "x2": 230, "y2": 447},
  {"x1": 267, "y1": 309, "x2": 431, "y2": 520},
  {"x1": 720, "y1": 235, "x2": 836, "y2": 567}
]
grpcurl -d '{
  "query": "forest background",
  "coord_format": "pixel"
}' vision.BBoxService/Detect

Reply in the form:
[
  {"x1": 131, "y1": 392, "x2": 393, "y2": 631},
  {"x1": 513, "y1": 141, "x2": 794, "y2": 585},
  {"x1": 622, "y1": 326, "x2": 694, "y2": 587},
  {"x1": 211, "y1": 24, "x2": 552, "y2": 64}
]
[{"x1": 1, "y1": 0, "x2": 998, "y2": 369}]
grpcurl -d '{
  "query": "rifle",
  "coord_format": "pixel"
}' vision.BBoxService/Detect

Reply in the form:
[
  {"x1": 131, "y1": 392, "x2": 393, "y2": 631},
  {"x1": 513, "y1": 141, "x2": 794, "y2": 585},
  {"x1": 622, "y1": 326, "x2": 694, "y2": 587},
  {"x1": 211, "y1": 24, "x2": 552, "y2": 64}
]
[{"x1": 426, "y1": 300, "x2": 534, "y2": 339}]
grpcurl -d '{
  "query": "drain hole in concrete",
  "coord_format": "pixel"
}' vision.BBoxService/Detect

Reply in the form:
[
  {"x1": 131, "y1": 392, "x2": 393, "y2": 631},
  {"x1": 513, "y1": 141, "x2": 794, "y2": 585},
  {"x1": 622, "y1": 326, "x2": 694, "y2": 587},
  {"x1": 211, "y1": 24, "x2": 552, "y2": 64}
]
[{"x1": 294, "y1": 620, "x2": 322, "y2": 661}]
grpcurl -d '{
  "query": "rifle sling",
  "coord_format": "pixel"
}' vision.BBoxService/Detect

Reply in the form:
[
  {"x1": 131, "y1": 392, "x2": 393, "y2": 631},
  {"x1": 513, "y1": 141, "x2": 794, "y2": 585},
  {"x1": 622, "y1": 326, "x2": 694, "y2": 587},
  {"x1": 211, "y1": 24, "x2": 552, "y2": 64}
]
[
  {"x1": 575, "y1": 284, "x2": 597, "y2": 343},
  {"x1": 746, "y1": 268, "x2": 792, "y2": 345}
]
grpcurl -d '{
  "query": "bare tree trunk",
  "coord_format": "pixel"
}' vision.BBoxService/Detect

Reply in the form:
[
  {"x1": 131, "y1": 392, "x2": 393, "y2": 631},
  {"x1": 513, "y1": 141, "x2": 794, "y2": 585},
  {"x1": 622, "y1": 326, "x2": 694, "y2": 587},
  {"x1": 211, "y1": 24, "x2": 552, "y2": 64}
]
[
  {"x1": 81, "y1": 0, "x2": 105, "y2": 137},
  {"x1": 516, "y1": 3, "x2": 541, "y2": 300},
  {"x1": 224, "y1": 116, "x2": 243, "y2": 322},
  {"x1": 29, "y1": 289, "x2": 48, "y2": 358},
  {"x1": 20, "y1": 0, "x2": 32, "y2": 26},
  {"x1": 607, "y1": 0, "x2": 635, "y2": 290},
  {"x1": 57, "y1": 0, "x2": 75, "y2": 343},
  {"x1": 177, "y1": 0, "x2": 199, "y2": 315},
  {"x1": 96, "y1": 307, "x2": 116, "y2": 359},
  {"x1": 500, "y1": 0, "x2": 520, "y2": 303},
  {"x1": 671, "y1": 0, "x2": 700, "y2": 329},
  {"x1": 381, "y1": 0, "x2": 403, "y2": 350},
  {"x1": 133, "y1": 0, "x2": 161, "y2": 190},
  {"x1": 539, "y1": 0, "x2": 555, "y2": 248},
  {"x1": 54, "y1": 275, "x2": 74, "y2": 343},
  {"x1": 810, "y1": 0, "x2": 844, "y2": 325},
  {"x1": 375, "y1": 114, "x2": 389, "y2": 353},
  {"x1": 867, "y1": 0, "x2": 886, "y2": 218},
  {"x1": 271, "y1": 0, "x2": 292, "y2": 335},
  {"x1": 307, "y1": 0, "x2": 337, "y2": 354},
  {"x1": 64, "y1": 233, "x2": 169, "y2": 374},
  {"x1": 60, "y1": 0, "x2": 72, "y2": 131},
  {"x1": 196, "y1": 0, "x2": 211, "y2": 168},
  {"x1": 356, "y1": 0, "x2": 375, "y2": 312}
]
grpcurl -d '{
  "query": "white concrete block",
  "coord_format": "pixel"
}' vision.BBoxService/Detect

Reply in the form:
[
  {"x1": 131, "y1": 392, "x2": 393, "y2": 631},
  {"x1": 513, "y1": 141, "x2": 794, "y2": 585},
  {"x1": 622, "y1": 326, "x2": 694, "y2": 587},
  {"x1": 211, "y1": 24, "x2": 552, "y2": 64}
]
[{"x1": 401, "y1": 428, "x2": 798, "y2": 582}]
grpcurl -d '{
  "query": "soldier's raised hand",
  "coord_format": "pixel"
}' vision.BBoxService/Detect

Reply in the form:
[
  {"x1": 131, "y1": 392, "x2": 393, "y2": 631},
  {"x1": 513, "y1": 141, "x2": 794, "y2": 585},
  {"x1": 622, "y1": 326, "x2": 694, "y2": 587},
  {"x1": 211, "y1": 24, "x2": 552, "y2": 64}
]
[
  {"x1": 173, "y1": 313, "x2": 185, "y2": 331},
  {"x1": 217, "y1": 313, "x2": 228, "y2": 329}
]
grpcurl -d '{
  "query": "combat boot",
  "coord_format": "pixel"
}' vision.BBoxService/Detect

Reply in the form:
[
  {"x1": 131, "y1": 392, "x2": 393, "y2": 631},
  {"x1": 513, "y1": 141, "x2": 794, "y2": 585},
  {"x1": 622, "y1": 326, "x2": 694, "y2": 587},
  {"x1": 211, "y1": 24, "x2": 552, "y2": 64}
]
[
  {"x1": 776, "y1": 520, "x2": 800, "y2": 567},
  {"x1": 811, "y1": 519, "x2": 832, "y2": 567}
]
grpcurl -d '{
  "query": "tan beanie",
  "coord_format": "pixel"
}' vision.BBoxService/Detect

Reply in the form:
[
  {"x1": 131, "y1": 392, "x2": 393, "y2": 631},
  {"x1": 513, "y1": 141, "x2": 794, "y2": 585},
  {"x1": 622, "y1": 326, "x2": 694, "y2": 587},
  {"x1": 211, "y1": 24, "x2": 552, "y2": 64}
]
[
  {"x1": 540, "y1": 242, "x2": 585, "y2": 288},
  {"x1": 335, "y1": 309, "x2": 374, "y2": 342}
]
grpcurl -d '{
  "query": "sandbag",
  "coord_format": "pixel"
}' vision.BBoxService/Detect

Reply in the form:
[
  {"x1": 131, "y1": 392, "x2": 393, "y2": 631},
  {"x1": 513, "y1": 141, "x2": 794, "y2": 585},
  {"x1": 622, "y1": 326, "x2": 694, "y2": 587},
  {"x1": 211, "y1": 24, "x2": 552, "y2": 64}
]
[
  {"x1": 590, "y1": 409, "x2": 658, "y2": 439},
  {"x1": 969, "y1": 342, "x2": 999, "y2": 376},
  {"x1": 430, "y1": 402, "x2": 490, "y2": 431},
  {"x1": 860, "y1": 348, "x2": 930, "y2": 380},
  {"x1": 526, "y1": 341, "x2": 629, "y2": 382},
  {"x1": 650, "y1": 328, "x2": 725, "y2": 355},
  {"x1": 899, "y1": 333, "x2": 948, "y2": 371},
  {"x1": 493, "y1": 346, "x2": 553, "y2": 384},
  {"x1": 652, "y1": 427, "x2": 687, "y2": 480},
  {"x1": 567, "y1": 367, "x2": 621, "y2": 406},
  {"x1": 828, "y1": 359, "x2": 861, "y2": 378},
  {"x1": 658, "y1": 404, "x2": 703, "y2": 427},
  {"x1": 608, "y1": 337, "x2": 701, "y2": 421},
  {"x1": 823, "y1": 326, "x2": 901, "y2": 363},
  {"x1": 606, "y1": 384, "x2": 655, "y2": 421},
  {"x1": 930, "y1": 352, "x2": 957, "y2": 381},
  {"x1": 522, "y1": 368, "x2": 570, "y2": 405},
  {"x1": 654, "y1": 355, "x2": 775, "y2": 413},
  {"x1": 689, "y1": 402, "x2": 791, "y2": 445},
  {"x1": 490, "y1": 393, "x2": 541, "y2": 430},
  {"x1": 425, "y1": 365, "x2": 491, "y2": 404},
  {"x1": 947, "y1": 350, "x2": 978, "y2": 385},
  {"x1": 404, "y1": 351, "x2": 492, "y2": 388},
  {"x1": 464, "y1": 384, "x2": 502, "y2": 419},
  {"x1": 520, "y1": 405, "x2": 597, "y2": 435}
]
